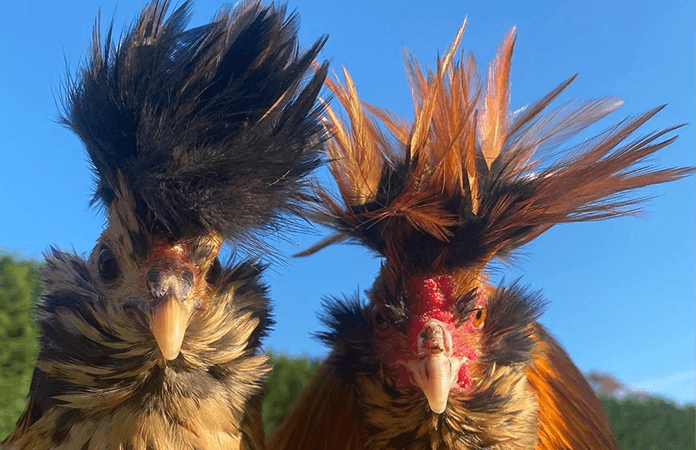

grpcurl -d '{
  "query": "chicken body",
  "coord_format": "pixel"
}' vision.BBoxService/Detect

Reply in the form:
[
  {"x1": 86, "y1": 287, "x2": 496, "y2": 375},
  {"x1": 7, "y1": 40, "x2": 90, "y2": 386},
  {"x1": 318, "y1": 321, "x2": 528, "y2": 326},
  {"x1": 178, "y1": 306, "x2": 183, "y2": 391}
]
[
  {"x1": 269, "y1": 21, "x2": 691, "y2": 450},
  {"x1": 3, "y1": 1, "x2": 327, "y2": 449}
]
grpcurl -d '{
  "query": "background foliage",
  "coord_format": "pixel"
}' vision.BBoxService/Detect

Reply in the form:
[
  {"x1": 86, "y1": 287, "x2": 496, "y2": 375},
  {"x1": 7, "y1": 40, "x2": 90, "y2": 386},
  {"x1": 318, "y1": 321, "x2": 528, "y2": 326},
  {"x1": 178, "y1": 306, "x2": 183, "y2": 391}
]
[
  {"x1": 262, "y1": 352, "x2": 321, "y2": 434},
  {"x1": 0, "y1": 254, "x2": 41, "y2": 438},
  {"x1": 600, "y1": 396, "x2": 695, "y2": 450},
  {"x1": 0, "y1": 253, "x2": 693, "y2": 449}
]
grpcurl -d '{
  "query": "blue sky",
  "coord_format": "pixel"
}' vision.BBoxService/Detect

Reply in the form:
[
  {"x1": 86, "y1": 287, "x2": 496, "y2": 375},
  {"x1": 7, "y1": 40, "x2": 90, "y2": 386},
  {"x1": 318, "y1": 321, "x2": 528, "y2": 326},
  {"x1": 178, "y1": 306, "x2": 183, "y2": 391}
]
[{"x1": 0, "y1": 1, "x2": 693, "y2": 404}]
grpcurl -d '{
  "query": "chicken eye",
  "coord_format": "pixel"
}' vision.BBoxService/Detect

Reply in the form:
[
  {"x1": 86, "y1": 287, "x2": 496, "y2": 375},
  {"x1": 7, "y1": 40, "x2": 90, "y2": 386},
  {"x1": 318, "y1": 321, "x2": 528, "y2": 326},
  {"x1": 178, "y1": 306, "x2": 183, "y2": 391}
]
[
  {"x1": 373, "y1": 308, "x2": 389, "y2": 330},
  {"x1": 98, "y1": 246, "x2": 120, "y2": 283},
  {"x1": 472, "y1": 307, "x2": 486, "y2": 328}
]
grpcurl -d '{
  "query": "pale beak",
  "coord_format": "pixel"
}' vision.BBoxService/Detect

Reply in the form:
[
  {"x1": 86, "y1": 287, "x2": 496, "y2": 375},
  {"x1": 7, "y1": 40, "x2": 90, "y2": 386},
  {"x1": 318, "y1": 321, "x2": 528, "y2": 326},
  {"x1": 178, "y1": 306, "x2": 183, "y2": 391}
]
[
  {"x1": 151, "y1": 295, "x2": 192, "y2": 360},
  {"x1": 147, "y1": 268, "x2": 195, "y2": 360},
  {"x1": 405, "y1": 319, "x2": 465, "y2": 414}
]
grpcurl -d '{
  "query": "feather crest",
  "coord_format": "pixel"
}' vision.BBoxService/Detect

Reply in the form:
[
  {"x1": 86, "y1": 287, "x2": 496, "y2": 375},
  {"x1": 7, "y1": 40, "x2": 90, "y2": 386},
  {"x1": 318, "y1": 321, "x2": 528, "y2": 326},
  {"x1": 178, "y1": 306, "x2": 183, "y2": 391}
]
[
  {"x1": 307, "y1": 22, "x2": 692, "y2": 275},
  {"x1": 62, "y1": 0, "x2": 328, "y2": 246}
]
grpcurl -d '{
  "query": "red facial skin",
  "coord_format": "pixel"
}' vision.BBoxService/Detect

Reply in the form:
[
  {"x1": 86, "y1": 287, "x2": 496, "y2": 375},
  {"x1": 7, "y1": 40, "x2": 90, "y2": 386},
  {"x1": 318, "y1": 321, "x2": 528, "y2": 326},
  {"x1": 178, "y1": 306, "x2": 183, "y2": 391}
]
[
  {"x1": 145, "y1": 237, "x2": 195, "y2": 273},
  {"x1": 381, "y1": 274, "x2": 485, "y2": 393}
]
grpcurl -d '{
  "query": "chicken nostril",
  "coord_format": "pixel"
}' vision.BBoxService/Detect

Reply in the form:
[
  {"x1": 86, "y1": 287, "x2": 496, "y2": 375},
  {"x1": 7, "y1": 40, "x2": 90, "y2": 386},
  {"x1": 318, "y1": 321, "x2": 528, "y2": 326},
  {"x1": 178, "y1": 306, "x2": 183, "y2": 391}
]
[
  {"x1": 418, "y1": 321, "x2": 451, "y2": 355},
  {"x1": 147, "y1": 268, "x2": 167, "y2": 300},
  {"x1": 147, "y1": 268, "x2": 160, "y2": 286}
]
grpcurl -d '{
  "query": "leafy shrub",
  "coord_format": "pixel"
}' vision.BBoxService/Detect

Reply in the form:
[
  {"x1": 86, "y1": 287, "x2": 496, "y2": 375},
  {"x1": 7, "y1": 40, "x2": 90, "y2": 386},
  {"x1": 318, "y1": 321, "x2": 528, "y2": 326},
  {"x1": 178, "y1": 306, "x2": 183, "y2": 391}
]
[
  {"x1": 262, "y1": 351, "x2": 321, "y2": 434},
  {"x1": 0, "y1": 254, "x2": 41, "y2": 440},
  {"x1": 601, "y1": 396, "x2": 695, "y2": 450}
]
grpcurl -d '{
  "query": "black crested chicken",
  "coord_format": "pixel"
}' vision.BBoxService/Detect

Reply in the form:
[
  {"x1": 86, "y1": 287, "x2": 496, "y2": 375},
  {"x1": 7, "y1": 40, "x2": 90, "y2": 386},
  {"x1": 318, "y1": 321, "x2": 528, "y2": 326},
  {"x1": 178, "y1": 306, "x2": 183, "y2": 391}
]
[
  {"x1": 2, "y1": 1, "x2": 327, "y2": 449},
  {"x1": 268, "y1": 22, "x2": 691, "y2": 450}
]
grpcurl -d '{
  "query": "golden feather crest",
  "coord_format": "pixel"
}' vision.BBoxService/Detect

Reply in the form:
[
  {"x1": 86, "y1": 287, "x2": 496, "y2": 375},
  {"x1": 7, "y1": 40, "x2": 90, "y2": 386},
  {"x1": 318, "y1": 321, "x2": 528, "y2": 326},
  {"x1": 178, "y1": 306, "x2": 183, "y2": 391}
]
[
  {"x1": 312, "y1": 20, "x2": 690, "y2": 267},
  {"x1": 319, "y1": 19, "x2": 503, "y2": 237}
]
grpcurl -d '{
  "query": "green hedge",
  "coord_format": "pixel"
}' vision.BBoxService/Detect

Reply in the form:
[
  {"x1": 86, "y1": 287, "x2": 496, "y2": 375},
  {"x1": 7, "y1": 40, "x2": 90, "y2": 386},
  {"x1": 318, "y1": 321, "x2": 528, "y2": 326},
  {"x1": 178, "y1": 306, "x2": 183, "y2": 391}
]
[
  {"x1": 262, "y1": 352, "x2": 321, "y2": 434},
  {"x1": 601, "y1": 396, "x2": 695, "y2": 450},
  {"x1": 0, "y1": 254, "x2": 41, "y2": 439}
]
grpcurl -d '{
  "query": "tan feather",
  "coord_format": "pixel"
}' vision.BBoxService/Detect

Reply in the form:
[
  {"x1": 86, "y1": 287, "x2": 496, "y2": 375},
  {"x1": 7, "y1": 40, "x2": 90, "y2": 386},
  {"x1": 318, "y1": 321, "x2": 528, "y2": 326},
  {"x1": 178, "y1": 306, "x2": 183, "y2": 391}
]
[
  {"x1": 408, "y1": 19, "x2": 466, "y2": 159},
  {"x1": 528, "y1": 326, "x2": 620, "y2": 450},
  {"x1": 364, "y1": 103, "x2": 410, "y2": 149},
  {"x1": 378, "y1": 189, "x2": 459, "y2": 242},
  {"x1": 478, "y1": 28, "x2": 515, "y2": 168},
  {"x1": 324, "y1": 70, "x2": 385, "y2": 204},
  {"x1": 465, "y1": 111, "x2": 480, "y2": 214}
]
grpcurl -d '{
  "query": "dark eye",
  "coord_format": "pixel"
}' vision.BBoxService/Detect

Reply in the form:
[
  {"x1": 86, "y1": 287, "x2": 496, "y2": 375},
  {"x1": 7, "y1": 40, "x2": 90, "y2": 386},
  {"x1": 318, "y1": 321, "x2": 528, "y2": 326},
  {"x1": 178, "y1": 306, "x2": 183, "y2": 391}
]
[
  {"x1": 373, "y1": 307, "x2": 390, "y2": 331},
  {"x1": 472, "y1": 307, "x2": 486, "y2": 328},
  {"x1": 98, "y1": 246, "x2": 120, "y2": 283},
  {"x1": 205, "y1": 258, "x2": 221, "y2": 286}
]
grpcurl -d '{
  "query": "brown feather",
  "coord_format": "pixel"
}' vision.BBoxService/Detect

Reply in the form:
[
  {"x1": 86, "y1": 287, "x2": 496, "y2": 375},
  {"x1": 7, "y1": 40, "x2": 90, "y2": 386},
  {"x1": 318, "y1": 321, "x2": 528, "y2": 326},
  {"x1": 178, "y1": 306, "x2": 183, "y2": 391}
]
[
  {"x1": 324, "y1": 71, "x2": 385, "y2": 205},
  {"x1": 478, "y1": 28, "x2": 515, "y2": 168},
  {"x1": 409, "y1": 19, "x2": 467, "y2": 157},
  {"x1": 527, "y1": 326, "x2": 620, "y2": 450},
  {"x1": 268, "y1": 363, "x2": 366, "y2": 450}
]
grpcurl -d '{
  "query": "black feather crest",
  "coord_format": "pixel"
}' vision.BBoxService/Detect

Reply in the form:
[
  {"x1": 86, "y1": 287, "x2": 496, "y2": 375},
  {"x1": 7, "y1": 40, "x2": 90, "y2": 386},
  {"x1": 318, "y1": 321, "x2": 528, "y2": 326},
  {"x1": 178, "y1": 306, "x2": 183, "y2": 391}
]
[{"x1": 62, "y1": 0, "x2": 328, "y2": 243}]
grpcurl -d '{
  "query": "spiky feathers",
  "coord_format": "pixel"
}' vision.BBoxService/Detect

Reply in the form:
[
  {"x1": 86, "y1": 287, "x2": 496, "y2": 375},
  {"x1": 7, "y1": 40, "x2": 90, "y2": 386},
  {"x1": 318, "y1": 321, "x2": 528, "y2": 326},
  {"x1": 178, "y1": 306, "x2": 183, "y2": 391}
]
[
  {"x1": 63, "y1": 0, "x2": 328, "y2": 247},
  {"x1": 311, "y1": 22, "x2": 689, "y2": 274}
]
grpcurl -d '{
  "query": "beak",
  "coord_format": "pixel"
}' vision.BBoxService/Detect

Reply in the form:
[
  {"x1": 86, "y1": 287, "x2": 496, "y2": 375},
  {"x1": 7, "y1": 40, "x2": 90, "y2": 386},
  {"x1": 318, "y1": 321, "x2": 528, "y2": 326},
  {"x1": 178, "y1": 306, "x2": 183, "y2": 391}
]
[
  {"x1": 405, "y1": 320, "x2": 464, "y2": 414},
  {"x1": 151, "y1": 295, "x2": 193, "y2": 360},
  {"x1": 147, "y1": 268, "x2": 196, "y2": 360}
]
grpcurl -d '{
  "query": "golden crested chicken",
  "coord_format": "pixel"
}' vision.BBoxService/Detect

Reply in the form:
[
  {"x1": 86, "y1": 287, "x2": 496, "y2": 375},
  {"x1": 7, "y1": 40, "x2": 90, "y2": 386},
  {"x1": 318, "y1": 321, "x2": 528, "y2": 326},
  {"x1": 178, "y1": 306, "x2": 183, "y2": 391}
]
[
  {"x1": 268, "y1": 21, "x2": 692, "y2": 450},
  {"x1": 2, "y1": 1, "x2": 327, "y2": 449}
]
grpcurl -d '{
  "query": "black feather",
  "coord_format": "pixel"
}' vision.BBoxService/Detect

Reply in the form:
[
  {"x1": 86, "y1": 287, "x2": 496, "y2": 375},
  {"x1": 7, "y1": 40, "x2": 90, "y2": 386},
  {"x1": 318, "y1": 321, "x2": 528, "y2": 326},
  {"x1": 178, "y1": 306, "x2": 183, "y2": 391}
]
[
  {"x1": 315, "y1": 294, "x2": 380, "y2": 383},
  {"x1": 481, "y1": 281, "x2": 546, "y2": 366},
  {"x1": 62, "y1": 0, "x2": 328, "y2": 244}
]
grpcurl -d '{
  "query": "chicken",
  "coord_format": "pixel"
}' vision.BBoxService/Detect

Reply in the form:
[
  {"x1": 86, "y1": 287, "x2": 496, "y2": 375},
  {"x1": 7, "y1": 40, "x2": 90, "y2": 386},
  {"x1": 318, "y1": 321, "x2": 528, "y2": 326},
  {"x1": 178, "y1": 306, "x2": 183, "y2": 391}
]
[
  {"x1": 2, "y1": 1, "x2": 327, "y2": 449},
  {"x1": 268, "y1": 22, "x2": 691, "y2": 450}
]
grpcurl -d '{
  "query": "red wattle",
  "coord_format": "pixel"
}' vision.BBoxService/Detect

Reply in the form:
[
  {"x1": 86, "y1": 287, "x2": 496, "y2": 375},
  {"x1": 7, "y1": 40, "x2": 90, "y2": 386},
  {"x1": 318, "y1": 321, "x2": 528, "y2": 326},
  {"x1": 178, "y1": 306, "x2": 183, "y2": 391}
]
[{"x1": 457, "y1": 364, "x2": 472, "y2": 391}]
